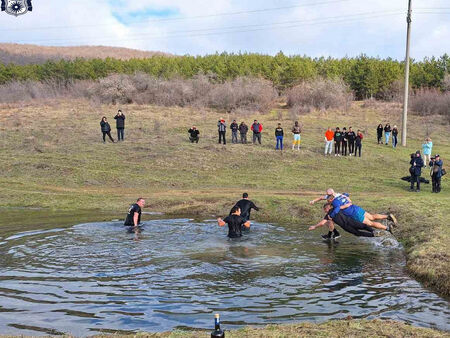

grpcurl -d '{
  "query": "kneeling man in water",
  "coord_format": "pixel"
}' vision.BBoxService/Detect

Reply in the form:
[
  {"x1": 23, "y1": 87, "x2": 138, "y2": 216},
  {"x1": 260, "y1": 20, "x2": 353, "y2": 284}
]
[
  {"x1": 310, "y1": 203, "x2": 380, "y2": 239},
  {"x1": 124, "y1": 198, "x2": 145, "y2": 230},
  {"x1": 217, "y1": 206, "x2": 250, "y2": 238}
]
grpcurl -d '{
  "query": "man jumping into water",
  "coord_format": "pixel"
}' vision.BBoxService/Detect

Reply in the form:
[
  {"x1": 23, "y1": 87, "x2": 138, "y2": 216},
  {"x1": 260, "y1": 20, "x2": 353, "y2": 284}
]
[
  {"x1": 232, "y1": 193, "x2": 259, "y2": 221},
  {"x1": 309, "y1": 203, "x2": 382, "y2": 239},
  {"x1": 218, "y1": 206, "x2": 251, "y2": 238}
]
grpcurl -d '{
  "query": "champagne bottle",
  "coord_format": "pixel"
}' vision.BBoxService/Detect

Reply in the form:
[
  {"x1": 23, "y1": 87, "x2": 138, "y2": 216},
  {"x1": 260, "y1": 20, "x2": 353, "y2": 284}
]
[{"x1": 211, "y1": 313, "x2": 225, "y2": 338}]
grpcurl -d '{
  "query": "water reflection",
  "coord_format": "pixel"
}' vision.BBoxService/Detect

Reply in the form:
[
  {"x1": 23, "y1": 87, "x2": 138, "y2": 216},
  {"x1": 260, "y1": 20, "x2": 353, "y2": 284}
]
[{"x1": 0, "y1": 219, "x2": 448, "y2": 336}]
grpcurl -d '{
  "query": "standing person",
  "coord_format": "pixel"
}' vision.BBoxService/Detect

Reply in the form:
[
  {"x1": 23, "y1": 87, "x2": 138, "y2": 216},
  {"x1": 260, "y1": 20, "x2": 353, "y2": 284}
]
[
  {"x1": 347, "y1": 127, "x2": 356, "y2": 156},
  {"x1": 377, "y1": 124, "x2": 383, "y2": 144},
  {"x1": 251, "y1": 120, "x2": 263, "y2": 144},
  {"x1": 324, "y1": 127, "x2": 334, "y2": 156},
  {"x1": 422, "y1": 137, "x2": 433, "y2": 167},
  {"x1": 275, "y1": 123, "x2": 284, "y2": 151},
  {"x1": 410, "y1": 151, "x2": 424, "y2": 192},
  {"x1": 100, "y1": 117, "x2": 115, "y2": 143},
  {"x1": 124, "y1": 198, "x2": 145, "y2": 227},
  {"x1": 384, "y1": 123, "x2": 391, "y2": 145},
  {"x1": 334, "y1": 127, "x2": 342, "y2": 156},
  {"x1": 217, "y1": 206, "x2": 251, "y2": 238},
  {"x1": 430, "y1": 154, "x2": 443, "y2": 193},
  {"x1": 392, "y1": 125, "x2": 399, "y2": 148},
  {"x1": 232, "y1": 193, "x2": 259, "y2": 221},
  {"x1": 239, "y1": 122, "x2": 248, "y2": 144},
  {"x1": 341, "y1": 127, "x2": 348, "y2": 156},
  {"x1": 355, "y1": 130, "x2": 363, "y2": 157},
  {"x1": 114, "y1": 109, "x2": 125, "y2": 141},
  {"x1": 217, "y1": 118, "x2": 226, "y2": 145},
  {"x1": 291, "y1": 121, "x2": 302, "y2": 150},
  {"x1": 188, "y1": 126, "x2": 200, "y2": 143},
  {"x1": 230, "y1": 120, "x2": 239, "y2": 144}
]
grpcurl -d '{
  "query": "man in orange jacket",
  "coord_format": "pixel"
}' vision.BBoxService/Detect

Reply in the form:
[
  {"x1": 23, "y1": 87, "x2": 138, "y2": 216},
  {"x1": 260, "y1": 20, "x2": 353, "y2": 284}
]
[{"x1": 324, "y1": 127, "x2": 334, "y2": 155}]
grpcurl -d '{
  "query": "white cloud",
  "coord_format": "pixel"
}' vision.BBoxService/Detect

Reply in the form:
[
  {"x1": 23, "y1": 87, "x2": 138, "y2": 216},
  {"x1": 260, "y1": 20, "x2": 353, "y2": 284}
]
[{"x1": 0, "y1": 0, "x2": 448, "y2": 59}]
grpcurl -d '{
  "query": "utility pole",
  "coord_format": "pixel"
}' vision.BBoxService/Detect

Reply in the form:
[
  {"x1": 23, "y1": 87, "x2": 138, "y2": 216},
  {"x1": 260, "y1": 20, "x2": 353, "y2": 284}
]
[{"x1": 401, "y1": 0, "x2": 412, "y2": 146}]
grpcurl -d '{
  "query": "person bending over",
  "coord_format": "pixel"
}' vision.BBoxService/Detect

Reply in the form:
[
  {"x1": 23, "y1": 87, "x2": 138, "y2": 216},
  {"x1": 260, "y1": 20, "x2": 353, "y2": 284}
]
[
  {"x1": 188, "y1": 126, "x2": 200, "y2": 143},
  {"x1": 217, "y1": 206, "x2": 250, "y2": 238},
  {"x1": 100, "y1": 117, "x2": 115, "y2": 143},
  {"x1": 309, "y1": 203, "x2": 378, "y2": 239},
  {"x1": 232, "y1": 193, "x2": 259, "y2": 221}
]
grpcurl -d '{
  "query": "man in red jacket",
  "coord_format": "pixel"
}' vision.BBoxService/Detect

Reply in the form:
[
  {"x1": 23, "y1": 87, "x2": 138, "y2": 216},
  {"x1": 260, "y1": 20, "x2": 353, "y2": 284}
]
[{"x1": 251, "y1": 120, "x2": 263, "y2": 144}]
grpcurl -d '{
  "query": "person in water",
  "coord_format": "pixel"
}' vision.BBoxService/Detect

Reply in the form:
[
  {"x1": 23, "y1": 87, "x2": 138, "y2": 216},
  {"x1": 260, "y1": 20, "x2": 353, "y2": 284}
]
[
  {"x1": 124, "y1": 198, "x2": 145, "y2": 228},
  {"x1": 309, "y1": 203, "x2": 379, "y2": 239},
  {"x1": 217, "y1": 206, "x2": 250, "y2": 238},
  {"x1": 232, "y1": 193, "x2": 260, "y2": 221}
]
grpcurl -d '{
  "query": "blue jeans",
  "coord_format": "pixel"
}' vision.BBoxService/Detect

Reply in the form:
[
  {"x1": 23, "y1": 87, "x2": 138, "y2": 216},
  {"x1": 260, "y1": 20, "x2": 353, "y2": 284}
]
[
  {"x1": 392, "y1": 135, "x2": 398, "y2": 148},
  {"x1": 385, "y1": 132, "x2": 391, "y2": 144},
  {"x1": 276, "y1": 136, "x2": 283, "y2": 150},
  {"x1": 117, "y1": 128, "x2": 124, "y2": 141}
]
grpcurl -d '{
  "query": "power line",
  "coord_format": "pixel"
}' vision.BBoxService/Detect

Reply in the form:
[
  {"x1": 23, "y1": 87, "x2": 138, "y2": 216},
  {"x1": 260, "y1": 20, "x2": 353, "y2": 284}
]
[
  {"x1": 12, "y1": 10, "x2": 405, "y2": 45},
  {"x1": 1, "y1": 0, "x2": 355, "y2": 32}
]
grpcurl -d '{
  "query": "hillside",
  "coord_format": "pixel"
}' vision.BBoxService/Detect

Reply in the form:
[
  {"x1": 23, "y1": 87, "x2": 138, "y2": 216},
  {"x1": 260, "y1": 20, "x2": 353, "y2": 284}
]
[{"x1": 0, "y1": 43, "x2": 171, "y2": 64}]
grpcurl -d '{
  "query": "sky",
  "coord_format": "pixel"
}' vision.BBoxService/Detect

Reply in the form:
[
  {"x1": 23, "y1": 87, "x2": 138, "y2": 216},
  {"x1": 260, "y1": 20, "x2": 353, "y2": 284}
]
[{"x1": 0, "y1": 0, "x2": 448, "y2": 59}]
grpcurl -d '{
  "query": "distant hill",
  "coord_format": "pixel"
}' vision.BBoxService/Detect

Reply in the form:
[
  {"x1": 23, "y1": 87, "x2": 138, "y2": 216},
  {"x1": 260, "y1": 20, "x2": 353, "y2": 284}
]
[{"x1": 0, "y1": 43, "x2": 171, "y2": 65}]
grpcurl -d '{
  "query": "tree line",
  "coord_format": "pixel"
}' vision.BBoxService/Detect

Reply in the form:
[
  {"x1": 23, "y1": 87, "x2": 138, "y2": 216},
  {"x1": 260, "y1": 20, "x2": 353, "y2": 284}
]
[{"x1": 0, "y1": 52, "x2": 448, "y2": 100}]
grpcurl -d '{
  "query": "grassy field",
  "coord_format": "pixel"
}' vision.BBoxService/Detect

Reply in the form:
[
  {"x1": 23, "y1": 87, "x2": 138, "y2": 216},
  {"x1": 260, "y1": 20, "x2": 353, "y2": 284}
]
[{"x1": 0, "y1": 98, "x2": 449, "y2": 331}]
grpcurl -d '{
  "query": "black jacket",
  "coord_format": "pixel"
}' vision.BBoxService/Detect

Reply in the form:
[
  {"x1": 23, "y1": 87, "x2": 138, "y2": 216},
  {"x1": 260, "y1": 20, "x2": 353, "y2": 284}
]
[
  {"x1": 239, "y1": 124, "x2": 248, "y2": 134},
  {"x1": 384, "y1": 125, "x2": 391, "y2": 133},
  {"x1": 341, "y1": 132, "x2": 348, "y2": 143},
  {"x1": 334, "y1": 131, "x2": 342, "y2": 142},
  {"x1": 232, "y1": 199, "x2": 259, "y2": 220},
  {"x1": 392, "y1": 128, "x2": 398, "y2": 136},
  {"x1": 230, "y1": 122, "x2": 239, "y2": 132},
  {"x1": 188, "y1": 128, "x2": 200, "y2": 138},
  {"x1": 100, "y1": 121, "x2": 111, "y2": 132},
  {"x1": 275, "y1": 127, "x2": 284, "y2": 137},
  {"x1": 410, "y1": 156, "x2": 424, "y2": 176},
  {"x1": 347, "y1": 131, "x2": 356, "y2": 142},
  {"x1": 377, "y1": 126, "x2": 383, "y2": 136},
  {"x1": 114, "y1": 114, "x2": 125, "y2": 128}
]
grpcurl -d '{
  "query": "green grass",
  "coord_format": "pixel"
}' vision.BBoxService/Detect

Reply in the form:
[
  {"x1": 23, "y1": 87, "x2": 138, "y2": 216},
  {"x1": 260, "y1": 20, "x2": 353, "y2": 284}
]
[{"x1": 0, "y1": 99, "x2": 449, "y2": 302}]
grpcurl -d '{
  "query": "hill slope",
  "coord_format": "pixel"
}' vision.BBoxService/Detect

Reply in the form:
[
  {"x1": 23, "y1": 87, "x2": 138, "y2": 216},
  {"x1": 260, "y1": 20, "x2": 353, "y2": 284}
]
[{"x1": 0, "y1": 43, "x2": 170, "y2": 64}]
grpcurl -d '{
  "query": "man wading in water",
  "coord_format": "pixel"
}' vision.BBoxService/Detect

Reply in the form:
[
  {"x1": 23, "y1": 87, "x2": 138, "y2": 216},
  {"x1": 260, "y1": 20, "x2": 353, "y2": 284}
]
[
  {"x1": 124, "y1": 198, "x2": 145, "y2": 237},
  {"x1": 232, "y1": 193, "x2": 260, "y2": 221},
  {"x1": 217, "y1": 206, "x2": 251, "y2": 238}
]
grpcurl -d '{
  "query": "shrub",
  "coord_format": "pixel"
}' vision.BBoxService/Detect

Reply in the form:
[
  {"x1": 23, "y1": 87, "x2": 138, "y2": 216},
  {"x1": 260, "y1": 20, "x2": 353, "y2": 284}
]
[
  {"x1": 286, "y1": 78, "x2": 353, "y2": 114},
  {"x1": 410, "y1": 88, "x2": 450, "y2": 123}
]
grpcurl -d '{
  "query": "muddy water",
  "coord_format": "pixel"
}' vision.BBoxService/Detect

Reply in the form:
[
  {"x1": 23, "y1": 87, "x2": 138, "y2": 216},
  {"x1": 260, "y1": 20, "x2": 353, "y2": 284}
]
[{"x1": 0, "y1": 217, "x2": 448, "y2": 335}]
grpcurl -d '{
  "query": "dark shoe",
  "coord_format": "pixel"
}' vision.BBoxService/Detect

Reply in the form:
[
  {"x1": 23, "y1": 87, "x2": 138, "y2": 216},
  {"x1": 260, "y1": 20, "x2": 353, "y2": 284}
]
[
  {"x1": 321, "y1": 233, "x2": 332, "y2": 240},
  {"x1": 388, "y1": 214, "x2": 398, "y2": 227},
  {"x1": 332, "y1": 231, "x2": 341, "y2": 240}
]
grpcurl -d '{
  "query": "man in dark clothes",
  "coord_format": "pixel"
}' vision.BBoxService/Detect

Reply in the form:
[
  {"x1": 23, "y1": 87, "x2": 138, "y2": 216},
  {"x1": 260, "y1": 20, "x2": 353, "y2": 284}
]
[
  {"x1": 309, "y1": 203, "x2": 380, "y2": 239},
  {"x1": 124, "y1": 198, "x2": 145, "y2": 227},
  {"x1": 114, "y1": 110, "x2": 126, "y2": 141},
  {"x1": 100, "y1": 116, "x2": 115, "y2": 143},
  {"x1": 341, "y1": 127, "x2": 348, "y2": 156},
  {"x1": 188, "y1": 126, "x2": 200, "y2": 143},
  {"x1": 217, "y1": 206, "x2": 251, "y2": 238},
  {"x1": 230, "y1": 120, "x2": 239, "y2": 144},
  {"x1": 218, "y1": 119, "x2": 227, "y2": 145},
  {"x1": 232, "y1": 193, "x2": 259, "y2": 221},
  {"x1": 410, "y1": 151, "x2": 424, "y2": 192},
  {"x1": 430, "y1": 154, "x2": 443, "y2": 193},
  {"x1": 347, "y1": 127, "x2": 356, "y2": 156},
  {"x1": 251, "y1": 120, "x2": 263, "y2": 144},
  {"x1": 334, "y1": 127, "x2": 342, "y2": 156},
  {"x1": 239, "y1": 122, "x2": 248, "y2": 144}
]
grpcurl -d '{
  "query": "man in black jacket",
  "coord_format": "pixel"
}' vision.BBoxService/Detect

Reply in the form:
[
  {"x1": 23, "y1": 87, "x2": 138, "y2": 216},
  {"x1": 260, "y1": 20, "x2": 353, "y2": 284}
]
[
  {"x1": 410, "y1": 151, "x2": 424, "y2": 192},
  {"x1": 100, "y1": 117, "x2": 115, "y2": 143},
  {"x1": 334, "y1": 127, "x2": 342, "y2": 156},
  {"x1": 239, "y1": 122, "x2": 248, "y2": 144},
  {"x1": 114, "y1": 110, "x2": 125, "y2": 141},
  {"x1": 232, "y1": 193, "x2": 259, "y2": 221},
  {"x1": 341, "y1": 127, "x2": 348, "y2": 156},
  {"x1": 230, "y1": 120, "x2": 239, "y2": 144},
  {"x1": 347, "y1": 127, "x2": 356, "y2": 155},
  {"x1": 188, "y1": 126, "x2": 200, "y2": 143}
]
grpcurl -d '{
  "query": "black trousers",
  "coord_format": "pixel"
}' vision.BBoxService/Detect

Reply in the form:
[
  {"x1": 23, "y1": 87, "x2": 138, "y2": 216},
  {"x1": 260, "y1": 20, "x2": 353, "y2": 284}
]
[
  {"x1": 102, "y1": 131, "x2": 114, "y2": 142},
  {"x1": 117, "y1": 128, "x2": 124, "y2": 141},
  {"x1": 341, "y1": 141, "x2": 347, "y2": 156},
  {"x1": 432, "y1": 175, "x2": 441, "y2": 192},
  {"x1": 335, "y1": 141, "x2": 341, "y2": 154},
  {"x1": 348, "y1": 141, "x2": 355, "y2": 154},
  {"x1": 355, "y1": 144, "x2": 362, "y2": 157},
  {"x1": 377, "y1": 134, "x2": 382, "y2": 144},
  {"x1": 410, "y1": 174, "x2": 421, "y2": 190},
  {"x1": 190, "y1": 136, "x2": 199, "y2": 143},
  {"x1": 240, "y1": 133, "x2": 247, "y2": 143},
  {"x1": 218, "y1": 131, "x2": 226, "y2": 144}
]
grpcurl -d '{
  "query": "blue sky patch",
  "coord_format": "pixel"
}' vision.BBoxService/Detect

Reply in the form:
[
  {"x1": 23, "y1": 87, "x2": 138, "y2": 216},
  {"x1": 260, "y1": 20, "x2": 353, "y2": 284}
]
[{"x1": 112, "y1": 7, "x2": 179, "y2": 25}]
